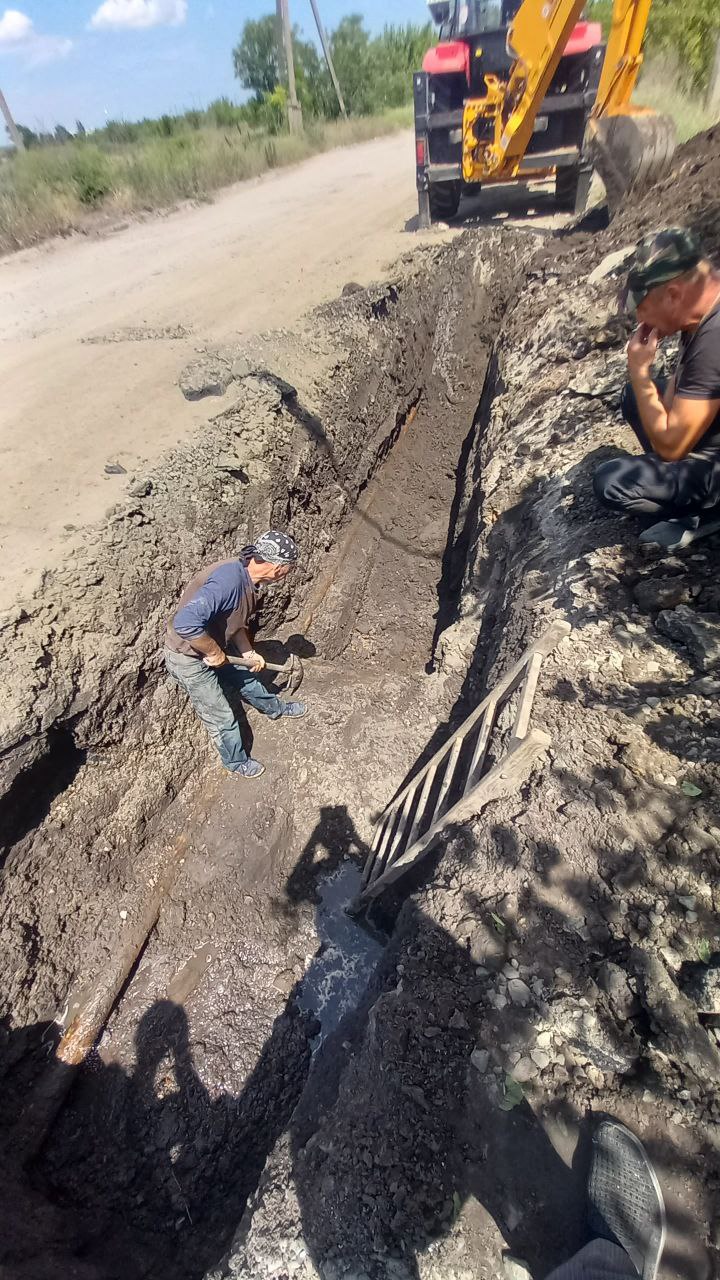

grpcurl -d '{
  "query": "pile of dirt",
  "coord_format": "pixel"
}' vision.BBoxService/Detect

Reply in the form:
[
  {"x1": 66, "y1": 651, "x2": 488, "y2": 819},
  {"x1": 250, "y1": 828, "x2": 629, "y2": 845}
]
[{"x1": 209, "y1": 130, "x2": 720, "y2": 1280}]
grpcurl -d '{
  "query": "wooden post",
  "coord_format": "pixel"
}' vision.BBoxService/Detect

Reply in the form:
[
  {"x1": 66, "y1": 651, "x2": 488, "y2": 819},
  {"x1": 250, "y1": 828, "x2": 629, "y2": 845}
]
[
  {"x1": 309, "y1": 0, "x2": 347, "y2": 118},
  {"x1": 276, "y1": 0, "x2": 303, "y2": 133},
  {"x1": 707, "y1": 34, "x2": 720, "y2": 120},
  {"x1": 0, "y1": 87, "x2": 23, "y2": 150}
]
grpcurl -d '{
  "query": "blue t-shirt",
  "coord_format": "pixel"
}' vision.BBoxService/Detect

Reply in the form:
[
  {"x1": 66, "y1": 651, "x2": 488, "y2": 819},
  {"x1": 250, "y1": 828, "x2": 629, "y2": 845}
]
[{"x1": 165, "y1": 559, "x2": 256, "y2": 657}]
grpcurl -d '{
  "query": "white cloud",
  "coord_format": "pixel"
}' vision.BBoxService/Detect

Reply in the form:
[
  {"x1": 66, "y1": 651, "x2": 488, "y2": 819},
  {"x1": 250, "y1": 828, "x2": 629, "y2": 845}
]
[
  {"x1": 0, "y1": 9, "x2": 72, "y2": 64},
  {"x1": 0, "y1": 8, "x2": 32, "y2": 44},
  {"x1": 90, "y1": 0, "x2": 187, "y2": 31}
]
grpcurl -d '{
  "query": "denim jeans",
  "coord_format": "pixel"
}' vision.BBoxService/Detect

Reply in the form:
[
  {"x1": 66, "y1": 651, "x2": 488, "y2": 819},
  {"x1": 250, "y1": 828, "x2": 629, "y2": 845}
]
[
  {"x1": 165, "y1": 649, "x2": 283, "y2": 772},
  {"x1": 546, "y1": 1240, "x2": 637, "y2": 1280},
  {"x1": 593, "y1": 380, "x2": 720, "y2": 519}
]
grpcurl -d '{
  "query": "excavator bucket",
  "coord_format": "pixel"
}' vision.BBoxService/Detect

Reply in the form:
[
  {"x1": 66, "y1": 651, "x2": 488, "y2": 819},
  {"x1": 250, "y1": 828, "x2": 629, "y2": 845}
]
[{"x1": 587, "y1": 111, "x2": 677, "y2": 216}]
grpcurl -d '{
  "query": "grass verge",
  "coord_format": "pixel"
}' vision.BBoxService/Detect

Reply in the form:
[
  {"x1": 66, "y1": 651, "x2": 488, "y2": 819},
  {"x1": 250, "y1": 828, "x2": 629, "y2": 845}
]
[
  {"x1": 0, "y1": 107, "x2": 412, "y2": 255},
  {"x1": 634, "y1": 59, "x2": 719, "y2": 143}
]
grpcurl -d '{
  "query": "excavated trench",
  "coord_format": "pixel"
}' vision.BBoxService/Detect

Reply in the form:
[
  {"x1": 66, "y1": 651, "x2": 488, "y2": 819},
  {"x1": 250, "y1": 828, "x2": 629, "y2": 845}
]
[
  {"x1": 0, "y1": 230, "x2": 535, "y2": 1280},
  {"x1": 4, "y1": 147, "x2": 720, "y2": 1277}
]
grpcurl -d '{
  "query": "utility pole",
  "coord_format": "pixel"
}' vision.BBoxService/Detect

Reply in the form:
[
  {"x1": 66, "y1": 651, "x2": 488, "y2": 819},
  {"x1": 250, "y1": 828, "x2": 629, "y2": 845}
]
[
  {"x1": 0, "y1": 87, "x2": 24, "y2": 150},
  {"x1": 309, "y1": 0, "x2": 347, "y2": 118},
  {"x1": 276, "y1": 0, "x2": 303, "y2": 134},
  {"x1": 707, "y1": 33, "x2": 720, "y2": 121}
]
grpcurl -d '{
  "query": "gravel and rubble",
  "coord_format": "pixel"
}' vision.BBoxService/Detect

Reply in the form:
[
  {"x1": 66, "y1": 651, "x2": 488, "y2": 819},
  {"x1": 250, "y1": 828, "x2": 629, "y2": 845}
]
[
  {"x1": 3, "y1": 129, "x2": 720, "y2": 1280},
  {"x1": 210, "y1": 130, "x2": 720, "y2": 1280}
]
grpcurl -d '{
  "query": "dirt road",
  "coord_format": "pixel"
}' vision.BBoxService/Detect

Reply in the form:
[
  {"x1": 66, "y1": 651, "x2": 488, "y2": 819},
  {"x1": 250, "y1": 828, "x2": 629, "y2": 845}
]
[
  {"x1": 1, "y1": 130, "x2": 567, "y2": 615},
  {"x1": 1, "y1": 132, "x2": 423, "y2": 612}
]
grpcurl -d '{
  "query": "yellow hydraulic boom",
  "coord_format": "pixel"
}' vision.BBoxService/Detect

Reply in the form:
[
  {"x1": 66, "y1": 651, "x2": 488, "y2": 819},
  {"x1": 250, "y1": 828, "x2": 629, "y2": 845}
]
[{"x1": 461, "y1": 0, "x2": 675, "y2": 205}]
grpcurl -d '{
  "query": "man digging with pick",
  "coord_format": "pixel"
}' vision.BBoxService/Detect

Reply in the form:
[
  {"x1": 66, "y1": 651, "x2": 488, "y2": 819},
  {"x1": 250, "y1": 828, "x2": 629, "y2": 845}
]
[
  {"x1": 594, "y1": 228, "x2": 720, "y2": 550},
  {"x1": 164, "y1": 531, "x2": 306, "y2": 780}
]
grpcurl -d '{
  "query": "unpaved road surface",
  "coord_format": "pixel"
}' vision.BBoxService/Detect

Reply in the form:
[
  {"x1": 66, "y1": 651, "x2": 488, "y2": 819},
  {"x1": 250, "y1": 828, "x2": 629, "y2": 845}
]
[
  {"x1": 1, "y1": 131, "x2": 565, "y2": 616},
  {"x1": 1, "y1": 133, "x2": 419, "y2": 613}
]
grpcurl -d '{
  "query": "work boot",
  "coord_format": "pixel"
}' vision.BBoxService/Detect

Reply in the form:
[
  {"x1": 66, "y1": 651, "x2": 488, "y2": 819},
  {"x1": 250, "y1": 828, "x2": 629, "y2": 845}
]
[
  {"x1": 588, "y1": 1119, "x2": 666, "y2": 1280},
  {"x1": 231, "y1": 758, "x2": 265, "y2": 779},
  {"x1": 275, "y1": 701, "x2": 307, "y2": 719}
]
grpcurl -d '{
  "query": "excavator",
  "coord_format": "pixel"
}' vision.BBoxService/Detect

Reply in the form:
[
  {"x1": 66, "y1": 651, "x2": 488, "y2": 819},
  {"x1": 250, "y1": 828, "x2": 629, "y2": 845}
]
[{"x1": 414, "y1": 0, "x2": 676, "y2": 224}]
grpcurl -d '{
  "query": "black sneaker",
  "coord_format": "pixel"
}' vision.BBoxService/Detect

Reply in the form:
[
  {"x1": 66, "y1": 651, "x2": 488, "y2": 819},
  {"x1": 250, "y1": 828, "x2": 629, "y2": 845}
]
[
  {"x1": 639, "y1": 515, "x2": 720, "y2": 551},
  {"x1": 588, "y1": 1120, "x2": 666, "y2": 1280}
]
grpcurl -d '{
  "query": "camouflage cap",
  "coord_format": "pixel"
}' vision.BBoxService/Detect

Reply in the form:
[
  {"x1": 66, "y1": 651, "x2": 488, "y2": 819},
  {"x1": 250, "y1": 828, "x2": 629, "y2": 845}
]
[{"x1": 623, "y1": 227, "x2": 704, "y2": 312}]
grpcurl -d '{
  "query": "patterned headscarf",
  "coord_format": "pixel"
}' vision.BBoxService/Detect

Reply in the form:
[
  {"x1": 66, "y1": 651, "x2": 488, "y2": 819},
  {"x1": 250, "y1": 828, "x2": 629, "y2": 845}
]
[{"x1": 240, "y1": 530, "x2": 299, "y2": 566}]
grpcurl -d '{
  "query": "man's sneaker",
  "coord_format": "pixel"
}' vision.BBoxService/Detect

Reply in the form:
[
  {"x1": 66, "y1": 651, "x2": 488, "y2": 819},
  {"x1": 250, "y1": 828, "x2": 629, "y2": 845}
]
[
  {"x1": 588, "y1": 1119, "x2": 666, "y2": 1280},
  {"x1": 276, "y1": 701, "x2": 307, "y2": 719},
  {"x1": 231, "y1": 758, "x2": 265, "y2": 779},
  {"x1": 639, "y1": 515, "x2": 720, "y2": 552}
]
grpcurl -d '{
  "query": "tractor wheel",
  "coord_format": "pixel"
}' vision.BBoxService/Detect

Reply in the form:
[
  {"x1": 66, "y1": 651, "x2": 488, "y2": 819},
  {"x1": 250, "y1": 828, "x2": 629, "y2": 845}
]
[
  {"x1": 429, "y1": 180, "x2": 461, "y2": 222},
  {"x1": 555, "y1": 165, "x2": 593, "y2": 216}
]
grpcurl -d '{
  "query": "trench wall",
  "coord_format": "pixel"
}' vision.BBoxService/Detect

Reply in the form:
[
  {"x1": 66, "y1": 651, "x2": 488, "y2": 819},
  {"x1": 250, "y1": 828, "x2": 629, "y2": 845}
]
[{"x1": 0, "y1": 229, "x2": 532, "y2": 1066}]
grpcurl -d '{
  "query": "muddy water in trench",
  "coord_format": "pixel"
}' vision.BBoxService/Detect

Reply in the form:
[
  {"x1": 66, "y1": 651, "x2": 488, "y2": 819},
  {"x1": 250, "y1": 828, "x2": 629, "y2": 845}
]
[{"x1": 30, "y1": 344, "x2": 487, "y2": 1280}]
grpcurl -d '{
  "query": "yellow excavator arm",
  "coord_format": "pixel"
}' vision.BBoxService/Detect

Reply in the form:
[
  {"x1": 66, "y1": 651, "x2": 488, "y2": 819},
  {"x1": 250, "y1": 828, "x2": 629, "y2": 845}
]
[
  {"x1": 462, "y1": 0, "x2": 673, "y2": 200},
  {"x1": 595, "y1": 0, "x2": 653, "y2": 115}
]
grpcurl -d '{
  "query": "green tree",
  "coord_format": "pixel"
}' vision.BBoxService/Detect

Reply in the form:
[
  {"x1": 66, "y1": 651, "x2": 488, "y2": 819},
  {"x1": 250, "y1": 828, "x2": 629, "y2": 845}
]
[
  {"x1": 589, "y1": 0, "x2": 720, "y2": 91},
  {"x1": 54, "y1": 124, "x2": 73, "y2": 144},
  {"x1": 647, "y1": 0, "x2": 719, "y2": 90},
  {"x1": 330, "y1": 15, "x2": 373, "y2": 115},
  {"x1": 233, "y1": 15, "x2": 280, "y2": 96},
  {"x1": 75, "y1": 119, "x2": 86, "y2": 137},
  {"x1": 232, "y1": 13, "x2": 333, "y2": 117},
  {"x1": 14, "y1": 123, "x2": 39, "y2": 148}
]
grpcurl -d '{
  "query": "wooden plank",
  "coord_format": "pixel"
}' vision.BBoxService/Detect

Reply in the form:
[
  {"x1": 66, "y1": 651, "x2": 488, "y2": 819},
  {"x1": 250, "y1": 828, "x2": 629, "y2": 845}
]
[
  {"x1": 401, "y1": 763, "x2": 438, "y2": 856},
  {"x1": 465, "y1": 700, "x2": 497, "y2": 792},
  {"x1": 360, "y1": 812, "x2": 392, "y2": 887},
  {"x1": 512, "y1": 651, "x2": 544, "y2": 742},
  {"x1": 368, "y1": 621, "x2": 570, "y2": 824},
  {"x1": 360, "y1": 729, "x2": 551, "y2": 904},
  {"x1": 382, "y1": 787, "x2": 416, "y2": 870},
  {"x1": 432, "y1": 736, "x2": 464, "y2": 824}
]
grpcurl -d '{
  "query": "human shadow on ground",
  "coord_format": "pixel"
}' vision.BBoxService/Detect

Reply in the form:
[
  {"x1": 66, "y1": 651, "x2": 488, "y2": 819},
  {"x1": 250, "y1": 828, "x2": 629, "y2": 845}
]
[
  {"x1": 284, "y1": 803, "x2": 372, "y2": 913},
  {"x1": 3, "y1": 995, "x2": 315, "y2": 1280}
]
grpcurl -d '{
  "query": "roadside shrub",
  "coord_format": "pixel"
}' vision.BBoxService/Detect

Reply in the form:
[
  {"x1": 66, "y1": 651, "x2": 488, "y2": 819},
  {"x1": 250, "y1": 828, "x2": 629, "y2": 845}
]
[
  {"x1": 105, "y1": 119, "x2": 139, "y2": 145},
  {"x1": 70, "y1": 146, "x2": 113, "y2": 205}
]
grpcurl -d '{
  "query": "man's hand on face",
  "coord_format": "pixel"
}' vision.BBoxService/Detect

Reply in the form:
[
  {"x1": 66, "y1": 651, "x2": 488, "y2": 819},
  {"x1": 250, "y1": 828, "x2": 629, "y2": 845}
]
[
  {"x1": 242, "y1": 650, "x2": 266, "y2": 673},
  {"x1": 627, "y1": 323, "x2": 659, "y2": 378}
]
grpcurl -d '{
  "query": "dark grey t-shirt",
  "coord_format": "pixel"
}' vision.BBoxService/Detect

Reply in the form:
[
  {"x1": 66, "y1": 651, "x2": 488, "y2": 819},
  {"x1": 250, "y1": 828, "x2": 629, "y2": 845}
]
[{"x1": 676, "y1": 302, "x2": 720, "y2": 448}]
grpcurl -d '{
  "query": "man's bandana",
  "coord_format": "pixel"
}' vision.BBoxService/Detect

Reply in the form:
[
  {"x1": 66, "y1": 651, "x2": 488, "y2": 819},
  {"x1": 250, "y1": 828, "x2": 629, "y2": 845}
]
[{"x1": 241, "y1": 530, "x2": 299, "y2": 566}]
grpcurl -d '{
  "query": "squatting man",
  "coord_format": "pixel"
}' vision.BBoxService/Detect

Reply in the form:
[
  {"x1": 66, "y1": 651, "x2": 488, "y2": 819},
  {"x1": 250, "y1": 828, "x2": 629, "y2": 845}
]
[
  {"x1": 594, "y1": 227, "x2": 720, "y2": 550},
  {"x1": 164, "y1": 531, "x2": 306, "y2": 780}
]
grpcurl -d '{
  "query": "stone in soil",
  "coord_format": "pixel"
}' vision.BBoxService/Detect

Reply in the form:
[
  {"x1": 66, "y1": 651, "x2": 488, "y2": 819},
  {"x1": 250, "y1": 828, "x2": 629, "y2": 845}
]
[{"x1": 655, "y1": 604, "x2": 720, "y2": 671}]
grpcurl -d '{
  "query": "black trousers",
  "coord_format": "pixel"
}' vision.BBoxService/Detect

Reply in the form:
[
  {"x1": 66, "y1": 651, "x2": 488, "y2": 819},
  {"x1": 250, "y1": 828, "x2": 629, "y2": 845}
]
[{"x1": 593, "y1": 382, "x2": 720, "y2": 519}]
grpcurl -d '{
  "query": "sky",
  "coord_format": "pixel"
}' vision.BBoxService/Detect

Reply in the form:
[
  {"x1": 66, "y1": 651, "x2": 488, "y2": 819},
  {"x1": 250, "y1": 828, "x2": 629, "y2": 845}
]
[{"x1": 0, "y1": 0, "x2": 431, "y2": 132}]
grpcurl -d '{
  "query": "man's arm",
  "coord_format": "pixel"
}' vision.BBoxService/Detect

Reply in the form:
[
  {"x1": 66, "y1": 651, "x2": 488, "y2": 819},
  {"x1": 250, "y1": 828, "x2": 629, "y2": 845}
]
[
  {"x1": 184, "y1": 632, "x2": 227, "y2": 667},
  {"x1": 172, "y1": 577, "x2": 231, "y2": 666},
  {"x1": 628, "y1": 327, "x2": 720, "y2": 461},
  {"x1": 227, "y1": 626, "x2": 266, "y2": 673}
]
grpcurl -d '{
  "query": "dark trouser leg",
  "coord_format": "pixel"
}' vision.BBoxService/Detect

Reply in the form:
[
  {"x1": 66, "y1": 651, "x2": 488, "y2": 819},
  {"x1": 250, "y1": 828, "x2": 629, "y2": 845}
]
[
  {"x1": 595, "y1": 380, "x2": 720, "y2": 519},
  {"x1": 593, "y1": 451, "x2": 720, "y2": 517},
  {"x1": 545, "y1": 1239, "x2": 638, "y2": 1280},
  {"x1": 219, "y1": 664, "x2": 285, "y2": 719},
  {"x1": 165, "y1": 651, "x2": 249, "y2": 771}
]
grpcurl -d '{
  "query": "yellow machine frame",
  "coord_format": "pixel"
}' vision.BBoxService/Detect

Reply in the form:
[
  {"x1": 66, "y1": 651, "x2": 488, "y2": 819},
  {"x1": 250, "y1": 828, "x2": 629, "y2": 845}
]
[{"x1": 462, "y1": 0, "x2": 654, "y2": 185}]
